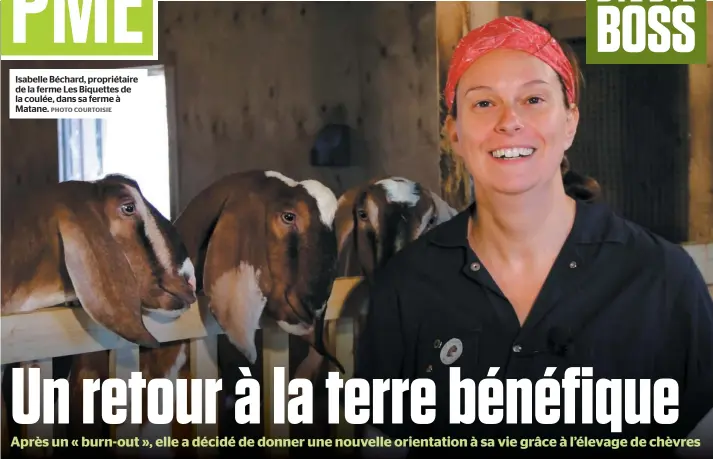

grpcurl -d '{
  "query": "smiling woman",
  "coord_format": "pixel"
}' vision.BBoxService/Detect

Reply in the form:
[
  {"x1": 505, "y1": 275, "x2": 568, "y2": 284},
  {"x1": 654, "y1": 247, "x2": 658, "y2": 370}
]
[
  {"x1": 354, "y1": 15, "x2": 713, "y2": 458},
  {"x1": 444, "y1": 17, "x2": 583, "y2": 203}
]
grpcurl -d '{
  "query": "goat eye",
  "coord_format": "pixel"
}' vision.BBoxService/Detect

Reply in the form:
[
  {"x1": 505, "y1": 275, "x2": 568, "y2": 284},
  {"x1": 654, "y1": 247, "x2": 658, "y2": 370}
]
[
  {"x1": 357, "y1": 209, "x2": 368, "y2": 220},
  {"x1": 429, "y1": 216, "x2": 436, "y2": 225},
  {"x1": 281, "y1": 212, "x2": 296, "y2": 224},
  {"x1": 121, "y1": 203, "x2": 135, "y2": 216}
]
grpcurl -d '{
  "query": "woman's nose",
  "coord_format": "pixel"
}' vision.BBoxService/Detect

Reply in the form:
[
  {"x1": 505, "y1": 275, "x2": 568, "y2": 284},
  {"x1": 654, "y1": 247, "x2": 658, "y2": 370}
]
[{"x1": 495, "y1": 106, "x2": 524, "y2": 133}]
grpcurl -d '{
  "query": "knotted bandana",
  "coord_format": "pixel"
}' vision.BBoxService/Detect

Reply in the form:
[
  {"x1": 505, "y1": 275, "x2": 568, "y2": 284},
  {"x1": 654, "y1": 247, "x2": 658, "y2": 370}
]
[{"x1": 444, "y1": 16, "x2": 576, "y2": 112}]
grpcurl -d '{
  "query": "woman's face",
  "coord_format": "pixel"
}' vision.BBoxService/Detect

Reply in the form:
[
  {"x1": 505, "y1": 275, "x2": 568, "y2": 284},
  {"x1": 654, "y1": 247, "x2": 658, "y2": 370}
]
[{"x1": 447, "y1": 49, "x2": 579, "y2": 197}]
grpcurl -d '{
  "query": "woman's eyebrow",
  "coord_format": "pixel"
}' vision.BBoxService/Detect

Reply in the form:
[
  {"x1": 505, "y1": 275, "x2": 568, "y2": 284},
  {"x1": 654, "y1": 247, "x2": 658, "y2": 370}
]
[
  {"x1": 464, "y1": 85, "x2": 491, "y2": 96},
  {"x1": 523, "y1": 79, "x2": 550, "y2": 87},
  {"x1": 463, "y1": 79, "x2": 551, "y2": 97}
]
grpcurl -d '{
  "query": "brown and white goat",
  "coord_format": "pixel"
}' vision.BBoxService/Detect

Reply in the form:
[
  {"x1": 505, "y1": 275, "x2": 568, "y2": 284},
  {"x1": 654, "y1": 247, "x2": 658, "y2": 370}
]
[
  {"x1": 176, "y1": 169, "x2": 340, "y2": 360},
  {"x1": 1, "y1": 174, "x2": 197, "y2": 441},
  {"x1": 135, "y1": 170, "x2": 343, "y2": 447},
  {"x1": 1, "y1": 173, "x2": 196, "y2": 342},
  {"x1": 294, "y1": 176, "x2": 457, "y2": 381}
]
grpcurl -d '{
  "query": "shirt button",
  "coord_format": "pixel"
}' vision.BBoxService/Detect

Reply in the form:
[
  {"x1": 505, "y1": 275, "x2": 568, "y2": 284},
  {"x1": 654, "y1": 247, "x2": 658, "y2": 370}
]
[
  {"x1": 470, "y1": 262, "x2": 481, "y2": 271},
  {"x1": 434, "y1": 339, "x2": 441, "y2": 348},
  {"x1": 569, "y1": 261, "x2": 577, "y2": 268},
  {"x1": 512, "y1": 344, "x2": 522, "y2": 353}
]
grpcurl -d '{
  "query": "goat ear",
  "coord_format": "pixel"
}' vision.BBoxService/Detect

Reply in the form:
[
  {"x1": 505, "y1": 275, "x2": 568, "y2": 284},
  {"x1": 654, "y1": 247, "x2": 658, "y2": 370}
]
[
  {"x1": 56, "y1": 203, "x2": 159, "y2": 348},
  {"x1": 334, "y1": 190, "x2": 360, "y2": 277},
  {"x1": 354, "y1": 191, "x2": 378, "y2": 278},
  {"x1": 201, "y1": 192, "x2": 272, "y2": 365},
  {"x1": 430, "y1": 190, "x2": 458, "y2": 221},
  {"x1": 173, "y1": 188, "x2": 230, "y2": 295}
]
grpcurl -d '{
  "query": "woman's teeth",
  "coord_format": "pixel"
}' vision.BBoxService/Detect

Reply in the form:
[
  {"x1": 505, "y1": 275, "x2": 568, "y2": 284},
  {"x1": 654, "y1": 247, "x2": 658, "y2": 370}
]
[{"x1": 490, "y1": 148, "x2": 535, "y2": 159}]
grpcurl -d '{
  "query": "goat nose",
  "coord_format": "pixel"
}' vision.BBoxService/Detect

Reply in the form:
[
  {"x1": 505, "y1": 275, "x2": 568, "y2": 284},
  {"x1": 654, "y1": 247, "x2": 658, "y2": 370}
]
[
  {"x1": 181, "y1": 278, "x2": 197, "y2": 303},
  {"x1": 184, "y1": 272, "x2": 197, "y2": 293},
  {"x1": 162, "y1": 275, "x2": 197, "y2": 304},
  {"x1": 182, "y1": 288, "x2": 197, "y2": 305}
]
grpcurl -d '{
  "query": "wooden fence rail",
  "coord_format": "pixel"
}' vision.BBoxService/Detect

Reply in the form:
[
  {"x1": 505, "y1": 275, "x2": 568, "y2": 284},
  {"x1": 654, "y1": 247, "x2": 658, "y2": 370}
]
[{"x1": 2, "y1": 242, "x2": 712, "y2": 457}]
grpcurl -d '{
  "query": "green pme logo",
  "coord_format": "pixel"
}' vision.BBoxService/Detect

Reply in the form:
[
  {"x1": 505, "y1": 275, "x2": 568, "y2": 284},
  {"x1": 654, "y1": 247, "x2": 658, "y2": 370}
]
[
  {"x1": 586, "y1": 0, "x2": 707, "y2": 64},
  {"x1": 0, "y1": 0, "x2": 157, "y2": 60}
]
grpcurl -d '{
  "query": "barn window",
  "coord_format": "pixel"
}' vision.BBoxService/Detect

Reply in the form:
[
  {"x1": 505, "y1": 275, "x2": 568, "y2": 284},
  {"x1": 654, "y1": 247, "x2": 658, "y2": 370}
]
[{"x1": 56, "y1": 65, "x2": 174, "y2": 220}]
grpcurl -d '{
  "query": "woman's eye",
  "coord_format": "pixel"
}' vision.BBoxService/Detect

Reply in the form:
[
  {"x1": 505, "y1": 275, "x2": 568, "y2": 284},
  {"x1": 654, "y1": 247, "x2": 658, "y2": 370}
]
[
  {"x1": 527, "y1": 96, "x2": 543, "y2": 104},
  {"x1": 474, "y1": 100, "x2": 491, "y2": 108}
]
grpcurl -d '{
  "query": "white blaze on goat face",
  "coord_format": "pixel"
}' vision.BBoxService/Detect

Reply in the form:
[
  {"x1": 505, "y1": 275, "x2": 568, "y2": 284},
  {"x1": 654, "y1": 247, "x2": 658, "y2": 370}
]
[
  {"x1": 376, "y1": 177, "x2": 420, "y2": 207},
  {"x1": 123, "y1": 185, "x2": 174, "y2": 274},
  {"x1": 264, "y1": 171, "x2": 338, "y2": 228},
  {"x1": 415, "y1": 206, "x2": 436, "y2": 239},
  {"x1": 178, "y1": 257, "x2": 197, "y2": 293},
  {"x1": 265, "y1": 170, "x2": 298, "y2": 186},
  {"x1": 209, "y1": 261, "x2": 267, "y2": 364},
  {"x1": 300, "y1": 180, "x2": 338, "y2": 227}
]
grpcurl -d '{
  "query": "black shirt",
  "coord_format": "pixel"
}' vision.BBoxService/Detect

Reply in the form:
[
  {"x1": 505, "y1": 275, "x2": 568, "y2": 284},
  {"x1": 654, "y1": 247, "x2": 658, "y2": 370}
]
[{"x1": 354, "y1": 198, "x2": 713, "y2": 455}]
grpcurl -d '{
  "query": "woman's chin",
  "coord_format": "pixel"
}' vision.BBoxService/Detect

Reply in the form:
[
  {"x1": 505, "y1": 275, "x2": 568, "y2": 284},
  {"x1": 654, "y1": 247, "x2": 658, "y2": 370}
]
[{"x1": 483, "y1": 179, "x2": 541, "y2": 197}]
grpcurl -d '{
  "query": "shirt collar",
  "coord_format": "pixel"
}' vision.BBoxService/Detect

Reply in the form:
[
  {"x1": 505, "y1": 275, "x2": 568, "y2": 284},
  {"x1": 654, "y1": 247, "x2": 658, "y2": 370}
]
[{"x1": 427, "y1": 198, "x2": 630, "y2": 249}]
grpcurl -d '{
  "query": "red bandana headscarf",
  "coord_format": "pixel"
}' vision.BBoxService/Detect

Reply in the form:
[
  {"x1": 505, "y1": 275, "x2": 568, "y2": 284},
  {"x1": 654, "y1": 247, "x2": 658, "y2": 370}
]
[{"x1": 444, "y1": 16, "x2": 576, "y2": 112}]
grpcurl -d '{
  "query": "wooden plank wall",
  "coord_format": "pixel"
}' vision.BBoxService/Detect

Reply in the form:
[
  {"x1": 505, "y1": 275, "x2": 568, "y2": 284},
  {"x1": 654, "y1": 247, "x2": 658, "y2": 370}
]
[{"x1": 158, "y1": 2, "x2": 440, "y2": 210}]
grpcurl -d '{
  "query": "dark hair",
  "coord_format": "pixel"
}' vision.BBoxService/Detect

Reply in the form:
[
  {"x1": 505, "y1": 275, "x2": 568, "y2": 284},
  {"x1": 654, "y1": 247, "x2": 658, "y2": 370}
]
[{"x1": 447, "y1": 39, "x2": 601, "y2": 202}]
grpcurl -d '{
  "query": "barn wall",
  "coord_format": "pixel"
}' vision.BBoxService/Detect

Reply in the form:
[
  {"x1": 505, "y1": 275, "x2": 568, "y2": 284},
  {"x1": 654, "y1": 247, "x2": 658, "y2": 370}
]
[
  {"x1": 354, "y1": 4, "x2": 440, "y2": 195},
  {"x1": 1, "y1": 1, "x2": 439, "y2": 215},
  {"x1": 0, "y1": 77, "x2": 60, "y2": 204}
]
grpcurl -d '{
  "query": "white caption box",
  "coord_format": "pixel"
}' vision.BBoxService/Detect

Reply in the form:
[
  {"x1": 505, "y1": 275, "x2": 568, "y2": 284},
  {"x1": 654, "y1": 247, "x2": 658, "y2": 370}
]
[{"x1": 9, "y1": 68, "x2": 152, "y2": 120}]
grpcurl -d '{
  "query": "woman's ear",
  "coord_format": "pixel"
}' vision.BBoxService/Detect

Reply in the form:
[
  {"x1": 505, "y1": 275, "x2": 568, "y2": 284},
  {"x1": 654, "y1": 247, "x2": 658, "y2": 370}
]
[
  {"x1": 563, "y1": 104, "x2": 580, "y2": 151},
  {"x1": 445, "y1": 115, "x2": 462, "y2": 157}
]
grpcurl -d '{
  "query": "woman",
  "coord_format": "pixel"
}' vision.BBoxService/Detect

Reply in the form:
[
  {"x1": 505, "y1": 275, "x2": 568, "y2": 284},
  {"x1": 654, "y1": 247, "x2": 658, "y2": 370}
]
[{"x1": 354, "y1": 16, "x2": 713, "y2": 457}]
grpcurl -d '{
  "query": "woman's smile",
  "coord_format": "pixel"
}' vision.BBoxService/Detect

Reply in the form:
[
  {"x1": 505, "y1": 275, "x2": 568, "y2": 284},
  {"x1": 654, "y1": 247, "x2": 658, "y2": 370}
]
[{"x1": 489, "y1": 146, "x2": 537, "y2": 162}]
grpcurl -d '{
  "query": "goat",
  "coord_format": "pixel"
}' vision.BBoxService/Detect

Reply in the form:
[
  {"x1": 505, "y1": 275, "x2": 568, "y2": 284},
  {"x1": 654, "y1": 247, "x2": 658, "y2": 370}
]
[
  {"x1": 294, "y1": 176, "x2": 457, "y2": 382},
  {"x1": 1, "y1": 173, "x2": 196, "y2": 341},
  {"x1": 1, "y1": 174, "x2": 197, "y2": 444},
  {"x1": 135, "y1": 170, "x2": 343, "y2": 452}
]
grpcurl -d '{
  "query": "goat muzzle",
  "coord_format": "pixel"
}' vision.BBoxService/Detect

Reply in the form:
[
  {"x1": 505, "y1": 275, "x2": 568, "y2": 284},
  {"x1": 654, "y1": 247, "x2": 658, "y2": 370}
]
[{"x1": 161, "y1": 275, "x2": 198, "y2": 305}]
